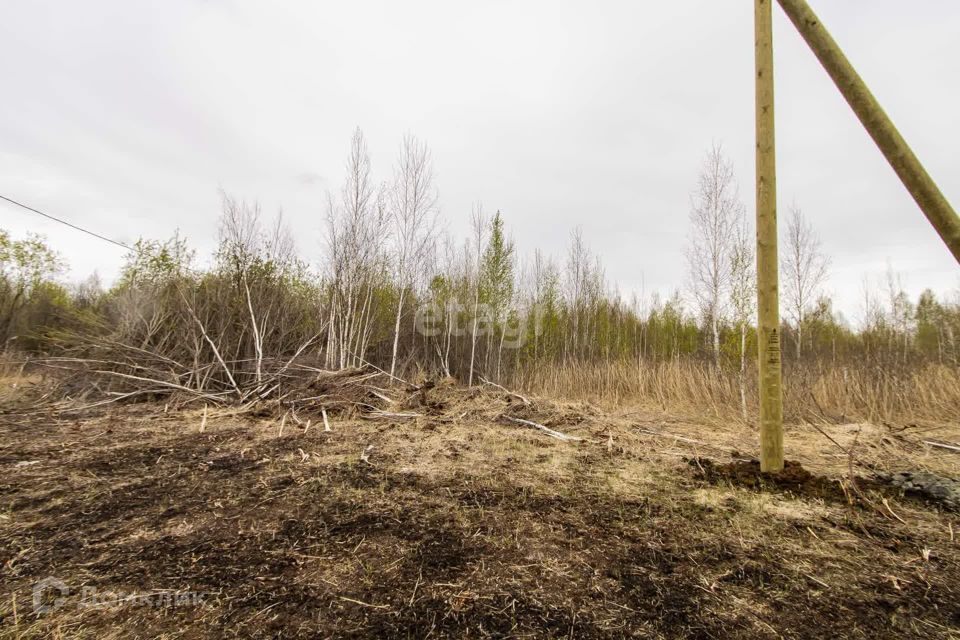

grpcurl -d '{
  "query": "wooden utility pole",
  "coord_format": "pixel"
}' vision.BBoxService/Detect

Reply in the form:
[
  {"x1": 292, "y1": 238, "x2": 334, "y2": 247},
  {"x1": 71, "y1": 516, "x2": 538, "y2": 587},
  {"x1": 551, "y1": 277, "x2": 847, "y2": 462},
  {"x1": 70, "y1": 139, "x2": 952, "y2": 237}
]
[
  {"x1": 776, "y1": 0, "x2": 960, "y2": 264},
  {"x1": 750, "y1": 0, "x2": 960, "y2": 472},
  {"x1": 755, "y1": 0, "x2": 784, "y2": 473}
]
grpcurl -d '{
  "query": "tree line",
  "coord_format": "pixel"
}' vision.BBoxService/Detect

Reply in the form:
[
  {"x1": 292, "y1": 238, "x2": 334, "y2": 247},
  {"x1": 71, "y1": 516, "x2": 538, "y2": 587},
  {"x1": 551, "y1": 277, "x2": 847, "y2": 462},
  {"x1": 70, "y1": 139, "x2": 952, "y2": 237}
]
[{"x1": 2, "y1": 130, "x2": 958, "y2": 396}]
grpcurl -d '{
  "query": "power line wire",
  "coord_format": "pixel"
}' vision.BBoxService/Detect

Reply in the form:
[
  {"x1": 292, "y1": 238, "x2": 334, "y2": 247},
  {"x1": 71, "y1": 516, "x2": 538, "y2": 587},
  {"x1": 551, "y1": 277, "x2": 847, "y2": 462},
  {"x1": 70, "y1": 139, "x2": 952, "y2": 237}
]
[{"x1": 0, "y1": 194, "x2": 133, "y2": 251}]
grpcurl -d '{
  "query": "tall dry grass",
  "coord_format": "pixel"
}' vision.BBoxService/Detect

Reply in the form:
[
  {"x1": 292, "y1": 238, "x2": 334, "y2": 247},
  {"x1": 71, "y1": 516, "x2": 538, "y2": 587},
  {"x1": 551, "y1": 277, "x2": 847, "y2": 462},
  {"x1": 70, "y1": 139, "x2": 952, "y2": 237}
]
[
  {"x1": 513, "y1": 359, "x2": 960, "y2": 426},
  {"x1": 797, "y1": 363, "x2": 960, "y2": 424}
]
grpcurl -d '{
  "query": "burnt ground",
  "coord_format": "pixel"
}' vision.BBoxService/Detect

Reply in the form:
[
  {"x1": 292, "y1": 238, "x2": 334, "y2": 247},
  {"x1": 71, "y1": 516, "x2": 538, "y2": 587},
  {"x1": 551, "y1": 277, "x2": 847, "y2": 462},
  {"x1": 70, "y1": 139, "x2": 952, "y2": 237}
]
[{"x1": 0, "y1": 385, "x2": 959, "y2": 638}]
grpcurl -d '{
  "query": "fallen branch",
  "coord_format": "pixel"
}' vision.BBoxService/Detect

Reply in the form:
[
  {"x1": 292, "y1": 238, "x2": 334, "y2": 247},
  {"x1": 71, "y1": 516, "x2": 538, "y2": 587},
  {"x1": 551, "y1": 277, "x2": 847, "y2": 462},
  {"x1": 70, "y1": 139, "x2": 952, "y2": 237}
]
[
  {"x1": 178, "y1": 287, "x2": 241, "y2": 397},
  {"x1": 274, "y1": 332, "x2": 324, "y2": 378},
  {"x1": 502, "y1": 416, "x2": 583, "y2": 442},
  {"x1": 365, "y1": 411, "x2": 422, "y2": 420},
  {"x1": 54, "y1": 388, "x2": 177, "y2": 412},
  {"x1": 243, "y1": 276, "x2": 264, "y2": 383},
  {"x1": 479, "y1": 377, "x2": 530, "y2": 405},
  {"x1": 337, "y1": 595, "x2": 388, "y2": 609},
  {"x1": 346, "y1": 349, "x2": 417, "y2": 389},
  {"x1": 88, "y1": 369, "x2": 223, "y2": 400},
  {"x1": 924, "y1": 440, "x2": 960, "y2": 453},
  {"x1": 364, "y1": 387, "x2": 396, "y2": 404}
]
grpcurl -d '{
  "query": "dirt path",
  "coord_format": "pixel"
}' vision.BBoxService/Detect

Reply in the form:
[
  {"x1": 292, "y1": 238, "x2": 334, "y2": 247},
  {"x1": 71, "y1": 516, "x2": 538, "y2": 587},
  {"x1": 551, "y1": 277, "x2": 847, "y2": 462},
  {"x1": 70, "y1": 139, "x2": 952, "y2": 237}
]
[{"x1": 1, "y1": 391, "x2": 958, "y2": 638}]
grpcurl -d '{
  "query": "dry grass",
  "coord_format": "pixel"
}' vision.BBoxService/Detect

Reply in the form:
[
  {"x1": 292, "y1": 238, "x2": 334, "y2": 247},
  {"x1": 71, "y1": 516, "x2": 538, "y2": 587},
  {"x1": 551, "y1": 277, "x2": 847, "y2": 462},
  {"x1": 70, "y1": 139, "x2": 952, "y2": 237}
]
[
  {"x1": 514, "y1": 360, "x2": 960, "y2": 427},
  {"x1": 1, "y1": 372, "x2": 959, "y2": 638},
  {"x1": 801, "y1": 364, "x2": 960, "y2": 424}
]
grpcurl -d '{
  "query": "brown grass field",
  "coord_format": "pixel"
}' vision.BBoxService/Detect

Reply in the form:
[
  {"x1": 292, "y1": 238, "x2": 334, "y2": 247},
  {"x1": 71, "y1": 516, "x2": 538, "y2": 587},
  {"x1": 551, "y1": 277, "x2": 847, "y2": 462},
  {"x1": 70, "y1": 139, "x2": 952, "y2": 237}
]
[{"x1": 1, "y1": 373, "x2": 959, "y2": 639}]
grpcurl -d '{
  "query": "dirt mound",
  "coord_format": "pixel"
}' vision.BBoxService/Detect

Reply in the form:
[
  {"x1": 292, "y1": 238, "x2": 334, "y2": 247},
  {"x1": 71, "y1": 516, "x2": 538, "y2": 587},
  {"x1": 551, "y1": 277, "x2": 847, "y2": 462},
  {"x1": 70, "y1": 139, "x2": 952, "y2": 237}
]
[{"x1": 691, "y1": 458, "x2": 856, "y2": 502}]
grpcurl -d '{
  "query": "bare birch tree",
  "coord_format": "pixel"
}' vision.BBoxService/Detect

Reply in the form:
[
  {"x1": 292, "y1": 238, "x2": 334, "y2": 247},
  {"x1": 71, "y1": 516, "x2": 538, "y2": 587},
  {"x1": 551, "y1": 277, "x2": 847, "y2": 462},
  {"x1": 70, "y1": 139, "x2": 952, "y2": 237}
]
[
  {"x1": 324, "y1": 127, "x2": 389, "y2": 369},
  {"x1": 426, "y1": 231, "x2": 462, "y2": 377},
  {"x1": 782, "y1": 205, "x2": 830, "y2": 360},
  {"x1": 884, "y1": 263, "x2": 913, "y2": 363},
  {"x1": 467, "y1": 204, "x2": 487, "y2": 386},
  {"x1": 565, "y1": 228, "x2": 588, "y2": 363},
  {"x1": 687, "y1": 144, "x2": 742, "y2": 366},
  {"x1": 217, "y1": 194, "x2": 306, "y2": 382},
  {"x1": 388, "y1": 134, "x2": 438, "y2": 378}
]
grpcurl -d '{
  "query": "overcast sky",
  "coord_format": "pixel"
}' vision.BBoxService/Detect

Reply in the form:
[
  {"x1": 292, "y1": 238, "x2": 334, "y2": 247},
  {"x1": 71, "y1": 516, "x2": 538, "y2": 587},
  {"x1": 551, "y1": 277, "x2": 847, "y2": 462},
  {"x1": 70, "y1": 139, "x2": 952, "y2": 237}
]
[{"x1": 2, "y1": 0, "x2": 958, "y2": 321}]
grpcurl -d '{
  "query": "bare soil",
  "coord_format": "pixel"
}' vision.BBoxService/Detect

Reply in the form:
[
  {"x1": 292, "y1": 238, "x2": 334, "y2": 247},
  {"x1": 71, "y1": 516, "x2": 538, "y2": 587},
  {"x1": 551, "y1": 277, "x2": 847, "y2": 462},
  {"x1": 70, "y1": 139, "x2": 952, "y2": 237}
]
[{"x1": 1, "y1": 380, "x2": 959, "y2": 639}]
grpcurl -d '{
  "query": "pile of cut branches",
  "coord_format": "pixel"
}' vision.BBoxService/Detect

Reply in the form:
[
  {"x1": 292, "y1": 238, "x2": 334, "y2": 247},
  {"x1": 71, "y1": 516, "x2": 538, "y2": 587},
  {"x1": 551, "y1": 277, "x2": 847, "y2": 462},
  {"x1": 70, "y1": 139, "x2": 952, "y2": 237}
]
[
  {"x1": 15, "y1": 342, "x2": 600, "y2": 446},
  {"x1": 27, "y1": 339, "x2": 419, "y2": 419}
]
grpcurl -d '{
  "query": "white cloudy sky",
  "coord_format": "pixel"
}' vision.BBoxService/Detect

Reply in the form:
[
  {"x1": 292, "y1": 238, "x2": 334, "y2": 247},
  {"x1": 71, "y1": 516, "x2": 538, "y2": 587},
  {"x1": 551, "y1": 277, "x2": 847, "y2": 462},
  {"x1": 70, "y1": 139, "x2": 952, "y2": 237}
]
[{"x1": 2, "y1": 0, "x2": 958, "y2": 320}]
